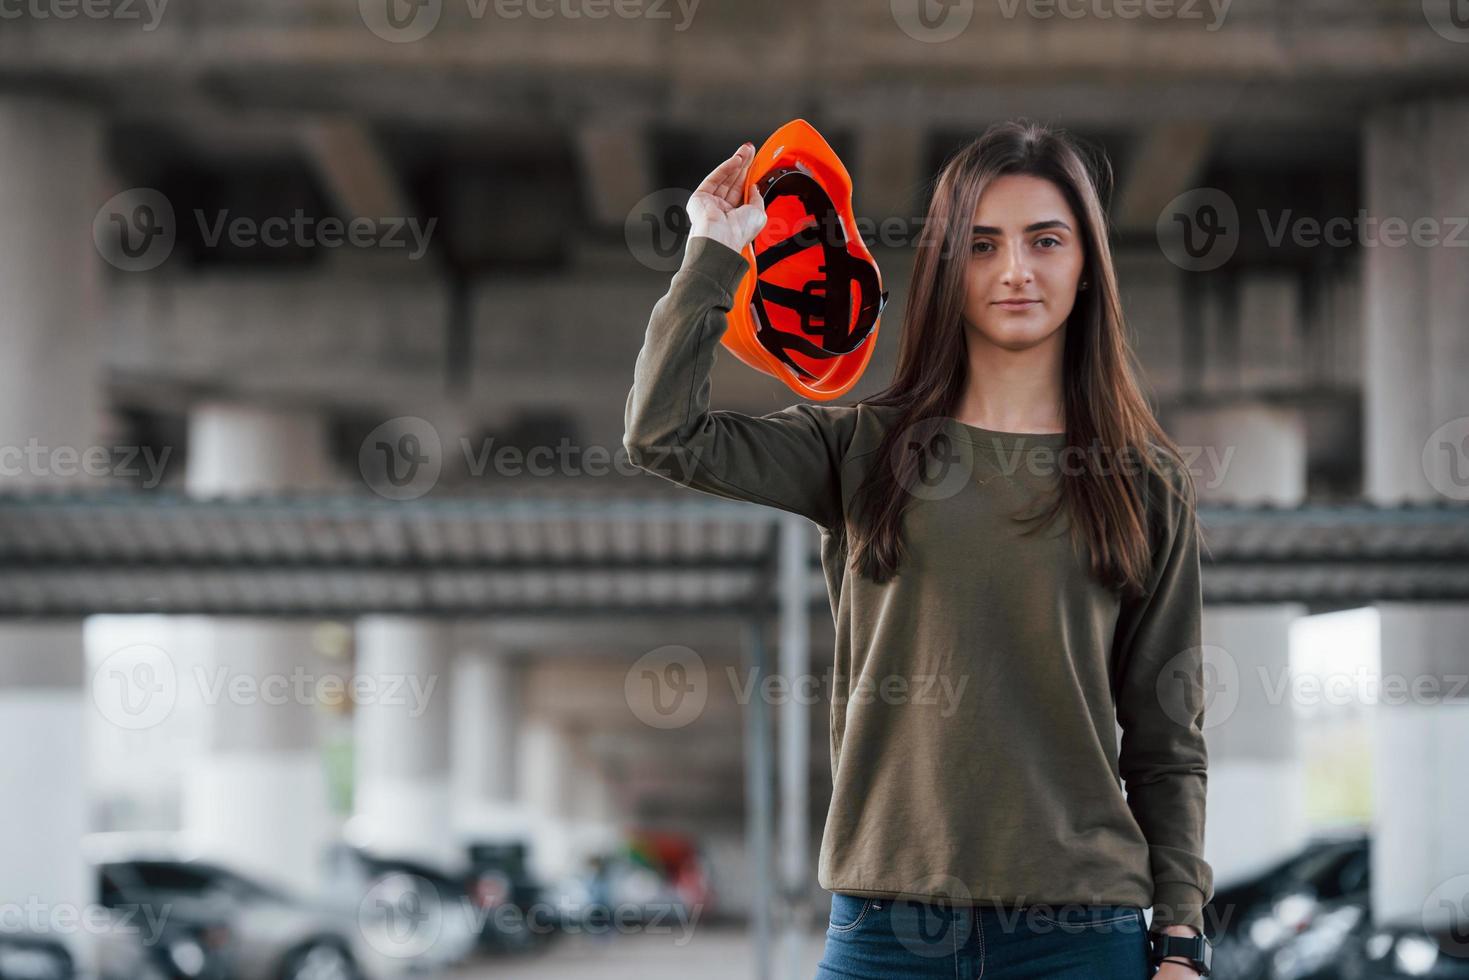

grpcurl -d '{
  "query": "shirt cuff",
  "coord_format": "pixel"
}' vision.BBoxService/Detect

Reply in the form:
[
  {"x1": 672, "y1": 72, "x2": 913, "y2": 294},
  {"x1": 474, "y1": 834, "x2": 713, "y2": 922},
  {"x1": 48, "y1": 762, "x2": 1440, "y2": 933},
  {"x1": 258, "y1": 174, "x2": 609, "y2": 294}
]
[
  {"x1": 1150, "y1": 881, "x2": 1207, "y2": 935},
  {"x1": 677, "y1": 234, "x2": 751, "y2": 298}
]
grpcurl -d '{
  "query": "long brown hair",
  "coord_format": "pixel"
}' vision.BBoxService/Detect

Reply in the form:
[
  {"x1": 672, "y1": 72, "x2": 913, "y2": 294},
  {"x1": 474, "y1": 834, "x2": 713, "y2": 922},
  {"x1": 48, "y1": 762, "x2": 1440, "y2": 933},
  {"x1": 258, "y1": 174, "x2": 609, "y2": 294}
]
[{"x1": 845, "y1": 119, "x2": 1200, "y2": 599}]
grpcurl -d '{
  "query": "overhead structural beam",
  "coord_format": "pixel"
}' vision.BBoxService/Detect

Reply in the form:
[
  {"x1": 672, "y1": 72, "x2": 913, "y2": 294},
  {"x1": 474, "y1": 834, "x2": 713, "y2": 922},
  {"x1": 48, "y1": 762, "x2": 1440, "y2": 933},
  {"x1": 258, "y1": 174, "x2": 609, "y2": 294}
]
[
  {"x1": 298, "y1": 119, "x2": 411, "y2": 221},
  {"x1": 1112, "y1": 121, "x2": 1214, "y2": 234}
]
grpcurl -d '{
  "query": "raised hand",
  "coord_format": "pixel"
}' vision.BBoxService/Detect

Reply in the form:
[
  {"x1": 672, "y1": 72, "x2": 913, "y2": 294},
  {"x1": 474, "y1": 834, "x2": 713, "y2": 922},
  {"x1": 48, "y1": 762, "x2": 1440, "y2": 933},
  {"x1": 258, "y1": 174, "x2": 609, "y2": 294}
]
[{"x1": 686, "y1": 142, "x2": 767, "y2": 254}]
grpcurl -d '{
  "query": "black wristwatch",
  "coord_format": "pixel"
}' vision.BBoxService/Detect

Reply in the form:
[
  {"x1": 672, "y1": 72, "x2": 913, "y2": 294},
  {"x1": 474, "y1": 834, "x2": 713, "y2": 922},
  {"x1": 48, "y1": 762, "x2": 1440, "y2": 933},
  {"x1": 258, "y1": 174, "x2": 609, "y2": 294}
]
[{"x1": 1148, "y1": 930, "x2": 1212, "y2": 976}]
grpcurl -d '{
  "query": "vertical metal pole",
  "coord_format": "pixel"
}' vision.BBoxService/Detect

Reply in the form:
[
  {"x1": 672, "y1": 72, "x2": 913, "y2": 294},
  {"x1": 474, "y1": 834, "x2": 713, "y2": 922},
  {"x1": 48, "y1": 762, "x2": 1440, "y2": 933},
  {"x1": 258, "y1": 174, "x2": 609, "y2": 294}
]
[
  {"x1": 743, "y1": 617, "x2": 773, "y2": 980},
  {"x1": 778, "y1": 513, "x2": 811, "y2": 979}
]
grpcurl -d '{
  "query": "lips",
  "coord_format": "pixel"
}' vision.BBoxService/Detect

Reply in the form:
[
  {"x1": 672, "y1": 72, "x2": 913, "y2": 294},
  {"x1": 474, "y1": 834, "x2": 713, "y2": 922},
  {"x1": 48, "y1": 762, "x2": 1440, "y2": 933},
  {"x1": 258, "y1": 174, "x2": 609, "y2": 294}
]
[{"x1": 993, "y1": 299, "x2": 1040, "y2": 308}]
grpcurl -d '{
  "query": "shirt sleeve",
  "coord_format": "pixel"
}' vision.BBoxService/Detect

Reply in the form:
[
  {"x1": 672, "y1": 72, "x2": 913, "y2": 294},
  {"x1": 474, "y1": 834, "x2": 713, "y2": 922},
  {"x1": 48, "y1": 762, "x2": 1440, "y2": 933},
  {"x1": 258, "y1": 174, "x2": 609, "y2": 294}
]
[
  {"x1": 622, "y1": 234, "x2": 857, "y2": 531},
  {"x1": 1111, "y1": 456, "x2": 1214, "y2": 935}
]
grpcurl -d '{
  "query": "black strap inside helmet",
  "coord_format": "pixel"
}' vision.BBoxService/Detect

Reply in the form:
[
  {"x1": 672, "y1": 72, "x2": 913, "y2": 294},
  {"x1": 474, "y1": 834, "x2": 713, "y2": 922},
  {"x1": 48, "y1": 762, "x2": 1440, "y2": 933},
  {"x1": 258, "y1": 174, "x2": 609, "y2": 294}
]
[{"x1": 748, "y1": 167, "x2": 888, "y2": 381}]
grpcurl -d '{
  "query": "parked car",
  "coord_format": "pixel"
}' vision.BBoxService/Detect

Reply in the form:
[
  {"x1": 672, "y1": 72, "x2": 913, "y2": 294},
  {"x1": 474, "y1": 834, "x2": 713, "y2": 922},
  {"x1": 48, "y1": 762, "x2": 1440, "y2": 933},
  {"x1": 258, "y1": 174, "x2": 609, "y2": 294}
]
[
  {"x1": 0, "y1": 929, "x2": 74, "y2": 980},
  {"x1": 96, "y1": 859, "x2": 359, "y2": 980},
  {"x1": 320, "y1": 843, "x2": 478, "y2": 972},
  {"x1": 1205, "y1": 831, "x2": 1371, "y2": 980},
  {"x1": 463, "y1": 840, "x2": 559, "y2": 954},
  {"x1": 1341, "y1": 917, "x2": 1469, "y2": 979}
]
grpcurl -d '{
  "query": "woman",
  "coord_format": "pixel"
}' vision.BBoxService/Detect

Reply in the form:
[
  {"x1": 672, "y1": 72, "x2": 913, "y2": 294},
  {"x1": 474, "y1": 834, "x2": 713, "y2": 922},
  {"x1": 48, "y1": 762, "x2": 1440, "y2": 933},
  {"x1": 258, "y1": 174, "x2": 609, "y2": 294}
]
[{"x1": 623, "y1": 120, "x2": 1213, "y2": 979}]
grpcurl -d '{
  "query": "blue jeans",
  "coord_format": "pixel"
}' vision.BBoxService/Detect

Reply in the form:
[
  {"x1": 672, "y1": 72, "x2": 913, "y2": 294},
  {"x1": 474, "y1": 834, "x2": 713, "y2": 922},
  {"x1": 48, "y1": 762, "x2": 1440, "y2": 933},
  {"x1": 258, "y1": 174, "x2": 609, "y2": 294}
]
[{"x1": 816, "y1": 892, "x2": 1153, "y2": 979}]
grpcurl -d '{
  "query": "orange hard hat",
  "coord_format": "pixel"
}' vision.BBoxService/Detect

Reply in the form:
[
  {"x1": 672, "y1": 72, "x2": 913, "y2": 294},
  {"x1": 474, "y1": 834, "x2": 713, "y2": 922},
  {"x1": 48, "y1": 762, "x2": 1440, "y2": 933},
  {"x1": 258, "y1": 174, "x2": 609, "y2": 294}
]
[{"x1": 721, "y1": 119, "x2": 889, "y2": 400}]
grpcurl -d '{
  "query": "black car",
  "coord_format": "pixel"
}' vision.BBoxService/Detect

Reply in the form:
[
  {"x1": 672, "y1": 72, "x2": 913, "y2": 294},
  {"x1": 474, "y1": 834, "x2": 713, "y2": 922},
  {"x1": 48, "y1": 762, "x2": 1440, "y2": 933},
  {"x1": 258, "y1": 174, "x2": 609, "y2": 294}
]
[
  {"x1": 97, "y1": 860, "x2": 359, "y2": 980},
  {"x1": 1341, "y1": 917, "x2": 1469, "y2": 979},
  {"x1": 463, "y1": 841, "x2": 559, "y2": 954},
  {"x1": 1204, "y1": 832, "x2": 1371, "y2": 980},
  {"x1": 0, "y1": 931, "x2": 74, "y2": 980},
  {"x1": 320, "y1": 843, "x2": 478, "y2": 970}
]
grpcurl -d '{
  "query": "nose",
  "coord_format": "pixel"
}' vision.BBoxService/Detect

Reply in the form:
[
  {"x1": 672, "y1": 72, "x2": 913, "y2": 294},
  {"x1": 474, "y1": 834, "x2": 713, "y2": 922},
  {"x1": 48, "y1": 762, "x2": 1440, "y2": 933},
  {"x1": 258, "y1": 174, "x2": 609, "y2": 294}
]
[{"x1": 1001, "y1": 243, "x2": 1033, "y2": 288}]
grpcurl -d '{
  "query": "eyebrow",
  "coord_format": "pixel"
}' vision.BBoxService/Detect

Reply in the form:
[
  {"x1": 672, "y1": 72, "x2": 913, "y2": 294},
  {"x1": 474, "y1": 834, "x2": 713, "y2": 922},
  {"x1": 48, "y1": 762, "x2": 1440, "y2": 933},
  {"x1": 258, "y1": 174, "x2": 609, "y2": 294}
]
[{"x1": 971, "y1": 220, "x2": 1073, "y2": 235}]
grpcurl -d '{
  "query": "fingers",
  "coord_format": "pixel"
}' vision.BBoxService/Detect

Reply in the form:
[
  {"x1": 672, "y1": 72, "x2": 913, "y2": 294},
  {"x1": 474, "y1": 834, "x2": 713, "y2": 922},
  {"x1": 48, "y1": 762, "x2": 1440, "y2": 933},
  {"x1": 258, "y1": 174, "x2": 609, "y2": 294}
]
[{"x1": 695, "y1": 143, "x2": 754, "y2": 205}]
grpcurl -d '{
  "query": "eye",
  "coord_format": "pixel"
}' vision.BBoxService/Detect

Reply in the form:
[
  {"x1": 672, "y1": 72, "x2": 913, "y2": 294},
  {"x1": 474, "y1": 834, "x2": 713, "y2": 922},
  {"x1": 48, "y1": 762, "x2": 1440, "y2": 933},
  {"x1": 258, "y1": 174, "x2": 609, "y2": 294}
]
[
  {"x1": 1035, "y1": 235, "x2": 1062, "y2": 248},
  {"x1": 970, "y1": 240, "x2": 994, "y2": 254}
]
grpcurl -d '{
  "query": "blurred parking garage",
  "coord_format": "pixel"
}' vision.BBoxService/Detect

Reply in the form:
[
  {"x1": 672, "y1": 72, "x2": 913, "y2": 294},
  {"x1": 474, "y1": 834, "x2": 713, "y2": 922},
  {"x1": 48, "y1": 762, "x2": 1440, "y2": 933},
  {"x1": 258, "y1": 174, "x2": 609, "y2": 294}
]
[{"x1": 2, "y1": 1, "x2": 1469, "y2": 978}]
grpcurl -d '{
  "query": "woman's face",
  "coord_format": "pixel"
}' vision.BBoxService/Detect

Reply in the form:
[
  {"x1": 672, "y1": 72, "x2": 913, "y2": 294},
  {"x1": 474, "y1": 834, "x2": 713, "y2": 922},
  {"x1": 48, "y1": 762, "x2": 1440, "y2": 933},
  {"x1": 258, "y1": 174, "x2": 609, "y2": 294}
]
[{"x1": 960, "y1": 173, "x2": 1087, "y2": 351}]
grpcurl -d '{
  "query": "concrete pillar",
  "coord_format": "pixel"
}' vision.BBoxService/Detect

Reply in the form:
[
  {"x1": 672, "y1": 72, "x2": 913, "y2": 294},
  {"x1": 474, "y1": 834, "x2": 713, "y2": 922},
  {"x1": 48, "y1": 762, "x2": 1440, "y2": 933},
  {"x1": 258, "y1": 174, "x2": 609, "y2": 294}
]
[
  {"x1": 0, "y1": 97, "x2": 104, "y2": 489},
  {"x1": 1168, "y1": 405, "x2": 1310, "y2": 893},
  {"x1": 451, "y1": 646, "x2": 528, "y2": 838},
  {"x1": 1362, "y1": 99, "x2": 1469, "y2": 929},
  {"x1": 352, "y1": 616, "x2": 455, "y2": 870},
  {"x1": 185, "y1": 401, "x2": 335, "y2": 497},
  {"x1": 182, "y1": 402, "x2": 337, "y2": 894},
  {"x1": 0, "y1": 628, "x2": 89, "y2": 952},
  {"x1": 1362, "y1": 99, "x2": 1469, "y2": 504},
  {"x1": 179, "y1": 618, "x2": 336, "y2": 896},
  {"x1": 1199, "y1": 606, "x2": 1310, "y2": 877},
  {"x1": 517, "y1": 718, "x2": 578, "y2": 883},
  {"x1": 0, "y1": 97, "x2": 103, "y2": 971},
  {"x1": 1369, "y1": 606, "x2": 1469, "y2": 929},
  {"x1": 1170, "y1": 403, "x2": 1307, "y2": 505}
]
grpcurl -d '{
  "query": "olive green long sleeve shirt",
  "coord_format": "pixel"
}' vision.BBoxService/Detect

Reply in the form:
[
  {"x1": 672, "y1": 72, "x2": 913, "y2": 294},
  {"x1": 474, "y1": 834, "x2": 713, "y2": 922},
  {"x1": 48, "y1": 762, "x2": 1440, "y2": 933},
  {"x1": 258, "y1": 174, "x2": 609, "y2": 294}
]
[{"x1": 622, "y1": 234, "x2": 1214, "y2": 934}]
